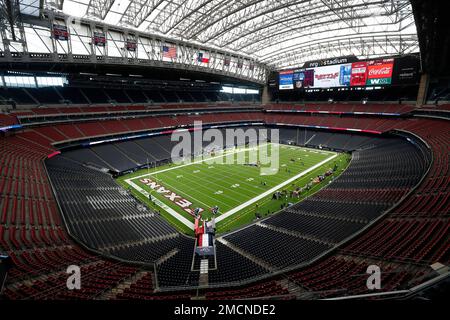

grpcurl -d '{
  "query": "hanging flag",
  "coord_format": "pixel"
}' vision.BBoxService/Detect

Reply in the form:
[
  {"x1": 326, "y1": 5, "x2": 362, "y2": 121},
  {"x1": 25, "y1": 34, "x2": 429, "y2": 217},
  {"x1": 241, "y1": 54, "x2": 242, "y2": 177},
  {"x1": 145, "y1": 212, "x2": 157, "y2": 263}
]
[
  {"x1": 162, "y1": 45, "x2": 177, "y2": 59},
  {"x1": 197, "y1": 51, "x2": 210, "y2": 64},
  {"x1": 224, "y1": 57, "x2": 231, "y2": 66},
  {"x1": 52, "y1": 24, "x2": 69, "y2": 41},
  {"x1": 237, "y1": 60, "x2": 243, "y2": 68},
  {"x1": 126, "y1": 39, "x2": 137, "y2": 51},
  {"x1": 93, "y1": 32, "x2": 106, "y2": 47}
]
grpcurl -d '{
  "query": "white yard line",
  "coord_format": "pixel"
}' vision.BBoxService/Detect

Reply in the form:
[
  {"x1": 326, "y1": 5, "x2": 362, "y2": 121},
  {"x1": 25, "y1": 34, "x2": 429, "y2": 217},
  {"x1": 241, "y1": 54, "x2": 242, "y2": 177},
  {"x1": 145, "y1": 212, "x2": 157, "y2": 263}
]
[{"x1": 214, "y1": 153, "x2": 338, "y2": 223}]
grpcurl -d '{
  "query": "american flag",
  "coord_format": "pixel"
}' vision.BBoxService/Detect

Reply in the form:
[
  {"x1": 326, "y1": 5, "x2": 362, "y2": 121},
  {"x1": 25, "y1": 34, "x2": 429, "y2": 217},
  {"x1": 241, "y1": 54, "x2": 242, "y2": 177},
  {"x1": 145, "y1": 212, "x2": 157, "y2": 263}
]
[{"x1": 162, "y1": 45, "x2": 177, "y2": 59}]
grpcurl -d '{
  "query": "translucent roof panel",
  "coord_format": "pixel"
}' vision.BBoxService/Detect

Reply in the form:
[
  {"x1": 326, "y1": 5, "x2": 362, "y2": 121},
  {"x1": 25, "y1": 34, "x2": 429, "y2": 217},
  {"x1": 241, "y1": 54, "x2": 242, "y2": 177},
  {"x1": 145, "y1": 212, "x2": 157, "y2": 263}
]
[{"x1": 55, "y1": 0, "x2": 419, "y2": 69}]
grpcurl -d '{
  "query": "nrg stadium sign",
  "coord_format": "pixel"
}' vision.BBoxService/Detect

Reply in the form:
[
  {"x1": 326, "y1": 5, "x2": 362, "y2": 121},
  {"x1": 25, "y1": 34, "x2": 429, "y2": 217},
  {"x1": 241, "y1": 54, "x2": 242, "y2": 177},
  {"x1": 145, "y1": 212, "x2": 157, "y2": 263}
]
[{"x1": 304, "y1": 55, "x2": 358, "y2": 68}]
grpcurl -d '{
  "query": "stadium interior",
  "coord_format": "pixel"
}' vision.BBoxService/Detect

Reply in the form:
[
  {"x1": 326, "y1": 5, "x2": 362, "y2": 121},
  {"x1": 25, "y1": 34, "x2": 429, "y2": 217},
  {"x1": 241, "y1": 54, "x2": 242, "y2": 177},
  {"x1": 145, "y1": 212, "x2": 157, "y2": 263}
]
[{"x1": 0, "y1": 0, "x2": 448, "y2": 304}]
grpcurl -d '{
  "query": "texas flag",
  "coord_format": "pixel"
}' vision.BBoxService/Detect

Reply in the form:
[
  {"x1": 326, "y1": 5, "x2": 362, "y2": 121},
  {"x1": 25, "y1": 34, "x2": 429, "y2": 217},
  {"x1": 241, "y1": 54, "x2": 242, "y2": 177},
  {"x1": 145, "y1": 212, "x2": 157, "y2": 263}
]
[{"x1": 197, "y1": 51, "x2": 210, "y2": 64}]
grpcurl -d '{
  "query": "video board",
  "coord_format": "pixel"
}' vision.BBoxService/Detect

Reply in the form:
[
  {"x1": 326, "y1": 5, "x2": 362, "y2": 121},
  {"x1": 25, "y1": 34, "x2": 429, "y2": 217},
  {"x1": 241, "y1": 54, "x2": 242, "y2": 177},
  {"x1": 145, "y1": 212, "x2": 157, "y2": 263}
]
[{"x1": 278, "y1": 55, "x2": 418, "y2": 90}]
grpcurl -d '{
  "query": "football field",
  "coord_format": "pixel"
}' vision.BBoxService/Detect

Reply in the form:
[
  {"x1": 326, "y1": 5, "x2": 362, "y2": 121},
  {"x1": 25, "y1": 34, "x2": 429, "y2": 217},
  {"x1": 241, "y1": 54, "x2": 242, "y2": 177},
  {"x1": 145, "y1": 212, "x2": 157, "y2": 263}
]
[{"x1": 117, "y1": 143, "x2": 349, "y2": 234}]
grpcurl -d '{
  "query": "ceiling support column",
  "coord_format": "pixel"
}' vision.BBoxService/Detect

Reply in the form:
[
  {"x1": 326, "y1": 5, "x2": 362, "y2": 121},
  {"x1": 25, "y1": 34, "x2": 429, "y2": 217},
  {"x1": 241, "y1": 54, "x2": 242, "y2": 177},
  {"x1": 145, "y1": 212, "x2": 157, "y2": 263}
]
[{"x1": 416, "y1": 73, "x2": 429, "y2": 106}]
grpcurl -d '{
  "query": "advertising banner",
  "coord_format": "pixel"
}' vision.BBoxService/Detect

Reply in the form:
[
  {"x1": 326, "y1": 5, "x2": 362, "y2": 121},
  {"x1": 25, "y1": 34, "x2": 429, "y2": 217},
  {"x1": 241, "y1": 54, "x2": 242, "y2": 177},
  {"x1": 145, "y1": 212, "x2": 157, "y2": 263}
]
[
  {"x1": 392, "y1": 55, "x2": 420, "y2": 85},
  {"x1": 339, "y1": 64, "x2": 352, "y2": 86},
  {"x1": 350, "y1": 62, "x2": 368, "y2": 86},
  {"x1": 276, "y1": 55, "x2": 413, "y2": 90},
  {"x1": 366, "y1": 59, "x2": 394, "y2": 85},
  {"x1": 279, "y1": 70, "x2": 294, "y2": 90},
  {"x1": 312, "y1": 64, "x2": 342, "y2": 88},
  {"x1": 293, "y1": 69, "x2": 314, "y2": 89}
]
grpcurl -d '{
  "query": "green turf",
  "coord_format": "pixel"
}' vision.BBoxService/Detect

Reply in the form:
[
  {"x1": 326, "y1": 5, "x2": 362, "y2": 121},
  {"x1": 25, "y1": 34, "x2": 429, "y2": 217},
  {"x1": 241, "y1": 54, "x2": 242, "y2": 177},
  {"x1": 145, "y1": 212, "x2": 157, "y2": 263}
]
[{"x1": 117, "y1": 143, "x2": 350, "y2": 235}]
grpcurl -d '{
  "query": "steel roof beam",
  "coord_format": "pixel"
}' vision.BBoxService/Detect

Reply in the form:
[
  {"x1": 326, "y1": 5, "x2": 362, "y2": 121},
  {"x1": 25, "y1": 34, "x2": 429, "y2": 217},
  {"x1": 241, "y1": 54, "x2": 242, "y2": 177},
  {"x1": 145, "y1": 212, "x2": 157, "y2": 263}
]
[
  {"x1": 86, "y1": 0, "x2": 116, "y2": 20},
  {"x1": 221, "y1": 7, "x2": 390, "y2": 50},
  {"x1": 238, "y1": 10, "x2": 414, "y2": 55},
  {"x1": 200, "y1": 0, "x2": 392, "y2": 48},
  {"x1": 265, "y1": 34, "x2": 419, "y2": 69},
  {"x1": 120, "y1": 0, "x2": 164, "y2": 28}
]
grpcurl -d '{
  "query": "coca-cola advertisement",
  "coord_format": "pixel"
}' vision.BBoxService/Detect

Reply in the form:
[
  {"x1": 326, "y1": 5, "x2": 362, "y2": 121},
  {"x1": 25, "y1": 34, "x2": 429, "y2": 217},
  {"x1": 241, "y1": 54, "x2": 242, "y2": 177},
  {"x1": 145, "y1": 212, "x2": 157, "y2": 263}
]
[
  {"x1": 366, "y1": 59, "x2": 394, "y2": 85},
  {"x1": 350, "y1": 62, "x2": 367, "y2": 86}
]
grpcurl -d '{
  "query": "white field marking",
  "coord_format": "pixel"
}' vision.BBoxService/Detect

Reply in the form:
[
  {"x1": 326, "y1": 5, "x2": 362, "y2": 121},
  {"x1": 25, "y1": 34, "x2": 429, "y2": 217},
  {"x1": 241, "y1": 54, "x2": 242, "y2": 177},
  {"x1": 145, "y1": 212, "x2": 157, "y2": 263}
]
[
  {"x1": 164, "y1": 166, "x2": 258, "y2": 201},
  {"x1": 126, "y1": 179, "x2": 194, "y2": 229},
  {"x1": 154, "y1": 161, "x2": 257, "y2": 204},
  {"x1": 215, "y1": 153, "x2": 338, "y2": 223}
]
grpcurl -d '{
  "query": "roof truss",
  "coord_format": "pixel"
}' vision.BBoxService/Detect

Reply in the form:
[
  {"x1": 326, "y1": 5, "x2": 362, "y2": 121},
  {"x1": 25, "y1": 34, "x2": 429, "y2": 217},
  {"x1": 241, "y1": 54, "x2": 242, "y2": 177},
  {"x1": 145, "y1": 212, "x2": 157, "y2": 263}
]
[{"x1": 41, "y1": 0, "x2": 420, "y2": 69}]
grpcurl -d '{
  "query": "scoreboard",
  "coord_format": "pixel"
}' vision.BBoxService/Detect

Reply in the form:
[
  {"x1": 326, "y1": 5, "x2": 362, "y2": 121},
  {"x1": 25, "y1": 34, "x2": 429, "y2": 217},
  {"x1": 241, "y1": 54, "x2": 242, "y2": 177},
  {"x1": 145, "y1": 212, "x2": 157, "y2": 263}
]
[{"x1": 277, "y1": 55, "x2": 419, "y2": 90}]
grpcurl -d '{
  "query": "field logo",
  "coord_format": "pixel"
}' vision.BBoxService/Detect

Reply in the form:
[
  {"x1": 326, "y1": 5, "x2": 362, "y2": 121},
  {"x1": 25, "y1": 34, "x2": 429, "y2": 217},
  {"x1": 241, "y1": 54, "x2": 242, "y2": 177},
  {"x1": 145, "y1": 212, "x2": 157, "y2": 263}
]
[
  {"x1": 140, "y1": 177, "x2": 203, "y2": 217},
  {"x1": 66, "y1": 265, "x2": 81, "y2": 290},
  {"x1": 366, "y1": 265, "x2": 381, "y2": 290},
  {"x1": 171, "y1": 121, "x2": 280, "y2": 175}
]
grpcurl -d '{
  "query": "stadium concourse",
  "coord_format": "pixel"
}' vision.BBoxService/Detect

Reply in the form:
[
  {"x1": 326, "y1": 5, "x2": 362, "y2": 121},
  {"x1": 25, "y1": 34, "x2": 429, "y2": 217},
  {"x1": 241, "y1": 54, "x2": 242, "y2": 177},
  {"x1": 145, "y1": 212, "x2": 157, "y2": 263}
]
[{"x1": 0, "y1": 102, "x2": 448, "y2": 300}]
